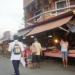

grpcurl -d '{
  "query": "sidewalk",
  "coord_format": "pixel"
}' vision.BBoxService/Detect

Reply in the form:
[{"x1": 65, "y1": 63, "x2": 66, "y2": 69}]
[{"x1": 0, "y1": 56, "x2": 75, "y2": 75}]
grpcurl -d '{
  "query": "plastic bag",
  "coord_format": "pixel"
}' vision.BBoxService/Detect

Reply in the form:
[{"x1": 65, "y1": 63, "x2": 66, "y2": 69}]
[{"x1": 20, "y1": 57, "x2": 25, "y2": 67}]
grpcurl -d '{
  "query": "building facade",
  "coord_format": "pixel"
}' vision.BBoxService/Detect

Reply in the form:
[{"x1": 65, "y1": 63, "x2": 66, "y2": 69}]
[
  {"x1": 18, "y1": 0, "x2": 75, "y2": 37},
  {"x1": 0, "y1": 31, "x2": 13, "y2": 56},
  {"x1": 17, "y1": 0, "x2": 75, "y2": 57},
  {"x1": 23, "y1": 0, "x2": 75, "y2": 27}
]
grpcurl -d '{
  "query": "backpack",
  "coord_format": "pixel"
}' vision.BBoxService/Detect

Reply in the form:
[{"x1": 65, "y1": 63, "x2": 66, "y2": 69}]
[{"x1": 13, "y1": 43, "x2": 21, "y2": 55}]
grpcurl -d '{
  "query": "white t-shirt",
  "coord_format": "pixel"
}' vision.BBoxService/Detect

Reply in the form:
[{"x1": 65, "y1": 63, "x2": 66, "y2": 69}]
[
  {"x1": 32, "y1": 41, "x2": 42, "y2": 55},
  {"x1": 60, "y1": 41, "x2": 68, "y2": 52},
  {"x1": 8, "y1": 40, "x2": 24, "y2": 61}
]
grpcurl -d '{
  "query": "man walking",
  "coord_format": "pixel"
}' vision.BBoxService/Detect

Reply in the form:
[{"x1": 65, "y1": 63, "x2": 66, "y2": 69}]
[
  {"x1": 31, "y1": 38, "x2": 42, "y2": 68},
  {"x1": 8, "y1": 35, "x2": 24, "y2": 75}
]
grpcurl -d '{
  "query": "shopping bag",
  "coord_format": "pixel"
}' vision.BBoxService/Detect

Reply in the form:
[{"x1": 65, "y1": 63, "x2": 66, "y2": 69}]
[{"x1": 20, "y1": 57, "x2": 25, "y2": 67}]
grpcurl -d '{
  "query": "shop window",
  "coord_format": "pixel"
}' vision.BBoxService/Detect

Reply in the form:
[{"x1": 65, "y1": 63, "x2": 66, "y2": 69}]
[
  {"x1": 70, "y1": 0, "x2": 75, "y2": 5},
  {"x1": 57, "y1": 1, "x2": 66, "y2": 9},
  {"x1": 55, "y1": 0, "x2": 67, "y2": 13}
]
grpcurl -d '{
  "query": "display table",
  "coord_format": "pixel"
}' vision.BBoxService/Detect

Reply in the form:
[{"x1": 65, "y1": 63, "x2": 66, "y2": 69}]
[
  {"x1": 69, "y1": 50, "x2": 75, "y2": 58},
  {"x1": 44, "y1": 50, "x2": 75, "y2": 58}
]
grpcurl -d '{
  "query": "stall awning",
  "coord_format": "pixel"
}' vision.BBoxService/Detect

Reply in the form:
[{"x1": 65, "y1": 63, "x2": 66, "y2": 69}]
[{"x1": 26, "y1": 16, "x2": 72, "y2": 36}]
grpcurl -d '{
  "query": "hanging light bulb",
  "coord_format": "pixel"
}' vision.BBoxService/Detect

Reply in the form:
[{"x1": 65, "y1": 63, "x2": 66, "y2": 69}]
[
  {"x1": 54, "y1": 39, "x2": 59, "y2": 43},
  {"x1": 31, "y1": 36, "x2": 34, "y2": 38}
]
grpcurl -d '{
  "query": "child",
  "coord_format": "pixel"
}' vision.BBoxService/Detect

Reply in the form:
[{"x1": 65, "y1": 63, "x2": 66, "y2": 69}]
[{"x1": 24, "y1": 46, "x2": 32, "y2": 68}]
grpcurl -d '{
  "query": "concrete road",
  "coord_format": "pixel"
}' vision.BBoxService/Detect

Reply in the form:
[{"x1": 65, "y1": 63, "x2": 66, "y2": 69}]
[{"x1": 0, "y1": 56, "x2": 75, "y2": 75}]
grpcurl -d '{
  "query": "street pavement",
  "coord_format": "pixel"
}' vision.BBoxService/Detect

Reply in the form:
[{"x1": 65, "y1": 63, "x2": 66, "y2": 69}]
[{"x1": 0, "y1": 55, "x2": 75, "y2": 75}]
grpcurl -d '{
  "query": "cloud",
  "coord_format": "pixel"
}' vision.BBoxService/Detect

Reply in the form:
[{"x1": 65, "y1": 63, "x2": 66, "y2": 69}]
[{"x1": 0, "y1": 0, "x2": 24, "y2": 36}]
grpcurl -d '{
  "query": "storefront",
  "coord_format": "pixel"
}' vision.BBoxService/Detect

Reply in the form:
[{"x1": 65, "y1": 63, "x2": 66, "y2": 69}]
[{"x1": 19, "y1": 11, "x2": 75, "y2": 58}]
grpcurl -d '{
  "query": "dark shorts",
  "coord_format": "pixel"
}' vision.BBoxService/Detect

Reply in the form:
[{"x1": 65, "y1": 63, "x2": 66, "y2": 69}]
[
  {"x1": 32, "y1": 55, "x2": 40, "y2": 63},
  {"x1": 62, "y1": 52, "x2": 68, "y2": 59},
  {"x1": 27, "y1": 56, "x2": 32, "y2": 62}
]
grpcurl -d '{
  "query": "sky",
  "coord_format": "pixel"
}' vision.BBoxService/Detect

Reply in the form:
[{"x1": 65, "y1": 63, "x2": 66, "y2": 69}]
[{"x1": 0, "y1": 0, "x2": 24, "y2": 38}]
